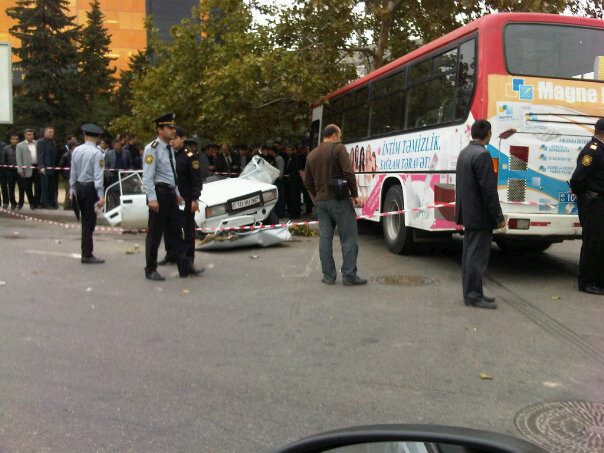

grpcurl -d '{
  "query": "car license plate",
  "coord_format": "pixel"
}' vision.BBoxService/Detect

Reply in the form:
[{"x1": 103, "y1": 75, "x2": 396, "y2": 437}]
[{"x1": 230, "y1": 194, "x2": 261, "y2": 211}]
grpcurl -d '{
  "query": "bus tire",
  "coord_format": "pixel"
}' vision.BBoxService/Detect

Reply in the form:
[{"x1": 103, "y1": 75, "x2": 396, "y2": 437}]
[
  {"x1": 495, "y1": 239, "x2": 553, "y2": 253},
  {"x1": 382, "y1": 185, "x2": 415, "y2": 255}
]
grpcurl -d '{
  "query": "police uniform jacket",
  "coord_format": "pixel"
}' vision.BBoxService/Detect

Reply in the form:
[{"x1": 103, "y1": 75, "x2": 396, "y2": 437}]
[
  {"x1": 174, "y1": 146, "x2": 203, "y2": 201},
  {"x1": 69, "y1": 141, "x2": 105, "y2": 198},
  {"x1": 570, "y1": 137, "x2": 604, "y2": 197},
  {"x1": 142, "y1": 137, "x2": 181, "y2": 202}
]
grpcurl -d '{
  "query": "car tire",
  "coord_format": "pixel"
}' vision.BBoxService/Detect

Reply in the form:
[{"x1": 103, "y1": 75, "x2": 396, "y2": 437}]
[{"x1": 382, "y1": 185, "x2": 415, "y2": 255}]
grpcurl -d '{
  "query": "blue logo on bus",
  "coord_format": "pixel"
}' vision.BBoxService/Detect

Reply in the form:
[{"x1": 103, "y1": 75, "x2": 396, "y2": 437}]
[{"x1": 512, "y1": 78, "x2": 534, "y2": 101}]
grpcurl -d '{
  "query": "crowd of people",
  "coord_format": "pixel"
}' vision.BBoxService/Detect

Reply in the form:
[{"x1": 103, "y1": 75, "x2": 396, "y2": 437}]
[{"x1": 0, "y1": 128, "x2": 315, "y2": 220}]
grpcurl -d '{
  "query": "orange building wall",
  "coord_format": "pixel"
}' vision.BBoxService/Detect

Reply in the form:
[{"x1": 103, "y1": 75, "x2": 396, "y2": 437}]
[{"x1": 0, "y1": 0, "x2": 147, "y2": 73}]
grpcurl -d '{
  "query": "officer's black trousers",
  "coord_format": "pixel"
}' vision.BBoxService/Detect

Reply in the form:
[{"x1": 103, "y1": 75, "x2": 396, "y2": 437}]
[
  {"x1": 164, "y1": 199, "x2": 196, "y2": 262},
  {"x1": 579, "y1": 197, "x2": 604, "y2": 288},
  {"x1": 75, "y1": 182, "x2": 98, "y2": 259},
  {"x1": 145, "y1": 187, "x2": 190, "y2": 276}
]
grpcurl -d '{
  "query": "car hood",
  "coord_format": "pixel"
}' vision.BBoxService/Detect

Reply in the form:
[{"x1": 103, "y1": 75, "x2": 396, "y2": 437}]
[{"x1": 200, "y1": 178, "x2": 276, "y2": 206}]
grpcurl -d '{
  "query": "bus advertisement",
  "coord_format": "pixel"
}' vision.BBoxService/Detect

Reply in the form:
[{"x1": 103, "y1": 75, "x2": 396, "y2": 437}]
[{"x1": 311, "y1": 13, "x2": 604, "y2": 254}]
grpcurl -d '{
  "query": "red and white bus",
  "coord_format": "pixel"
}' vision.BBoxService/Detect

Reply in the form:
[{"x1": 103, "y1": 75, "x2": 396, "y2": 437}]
[{"x1": 310, "y1": 13, "x2": 604, "y2": 253}]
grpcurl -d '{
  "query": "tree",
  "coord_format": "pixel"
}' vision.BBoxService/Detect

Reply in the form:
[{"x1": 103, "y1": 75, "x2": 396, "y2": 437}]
[
  {"x1": 567, "y1": 0, "x2": 604, "y2": 18},
  {"x1": 78, "y1": 0, "x2": 116, "y2": 126},
  {"x1": 113, "y1": 48, "x2": 153, "y2": 120},
  {"x1": 112, "y1": 0, "x2": 355, "y2": 144},
  {"x1": 7, "y1": 0, "x2": 81, "y2": 138}
]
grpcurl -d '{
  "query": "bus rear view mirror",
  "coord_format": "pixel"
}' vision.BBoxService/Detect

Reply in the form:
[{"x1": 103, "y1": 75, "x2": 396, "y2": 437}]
[{"x1": 499, "y1": 128, "x2": 517, "y2": 140}]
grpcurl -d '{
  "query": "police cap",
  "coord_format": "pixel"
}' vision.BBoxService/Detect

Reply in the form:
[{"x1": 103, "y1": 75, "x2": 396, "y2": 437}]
[
  {"x1": 81, "y1": 123, "x2": 104, "y2": 137},
  {"x1": 184, "y1": 139, "x2": 198, "y2": 146},
  {"x1": 154, "y1": 113, "x2": 176, "y2": 128},
  {"x1": 595, "y1": 118, "x2": 604, "y2": 132}
]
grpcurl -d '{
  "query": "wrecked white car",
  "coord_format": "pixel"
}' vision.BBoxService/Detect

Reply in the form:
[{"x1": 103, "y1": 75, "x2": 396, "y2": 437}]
[{"x1": 103, "y1": 156, "x2": 290, "y2": 248}]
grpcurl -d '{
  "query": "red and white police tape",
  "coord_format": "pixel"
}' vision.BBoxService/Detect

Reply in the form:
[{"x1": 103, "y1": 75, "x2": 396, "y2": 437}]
[
  {"x1": 0, "y1": 200, "x2": 558, "y2": 234},
  {"x1": 0, "y1": 164, "x2": 239, "y2": 176}
]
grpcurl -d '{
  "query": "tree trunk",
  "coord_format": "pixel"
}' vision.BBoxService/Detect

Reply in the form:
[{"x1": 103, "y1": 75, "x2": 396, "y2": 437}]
[{"x1": 371, "y1": 0, "x2": 403, "y2": 70}]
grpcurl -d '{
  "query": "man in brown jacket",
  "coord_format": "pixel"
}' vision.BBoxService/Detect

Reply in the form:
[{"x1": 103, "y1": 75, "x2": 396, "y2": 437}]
[{"x1": 304, "y1": 124, "x2": 367, "y2": 286}]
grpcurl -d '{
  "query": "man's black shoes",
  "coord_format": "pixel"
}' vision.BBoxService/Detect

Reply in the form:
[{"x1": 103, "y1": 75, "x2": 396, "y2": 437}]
[
  {"x1": 483, "y1": 295, "x2": 496, "y2": 302},
  {"x1": 465, "y1": 298, "x2": 497, "y2": 309},
  {"x1": 343, "y1": 277, "x2": 368, "y2": 287},
  {"x1": 580, "y1": 286, "x2": 604, "y2": 296},
  {"x1": 158, "y1": 257, "x2": 176, "y2": 266},
  {"x1": 81, "y1": 256, "x2": 105, "y2": 264},
  {"x1": 180, "y1": 266, "x2": 205, "y2": 278},
  {"x1": 321, "y1": 278, "x2": 336, "y2": 285},
  {"x1": 146, "y1": 270, "x2": 165, "y2": 281}
]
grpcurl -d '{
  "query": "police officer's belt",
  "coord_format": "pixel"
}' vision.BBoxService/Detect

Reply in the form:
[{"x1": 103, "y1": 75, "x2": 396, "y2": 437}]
[
  {"x1": 75, "y1": 181, "x2": 95, "y2": 187},
  {"x1": 155, "y1": 182, "x2": 175, "y2": 192},
  {"x1": 585, "y1": 190, "x2": 604, "y2": 200}
]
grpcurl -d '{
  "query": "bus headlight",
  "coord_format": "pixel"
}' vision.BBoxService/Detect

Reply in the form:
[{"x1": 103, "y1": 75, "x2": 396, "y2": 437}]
[
  {"x1": 263, "y1": 189, "x2": 278, "y2": 202},
  {"x1": 205, "y1": 203, "x2": 227, "y2": 218}
]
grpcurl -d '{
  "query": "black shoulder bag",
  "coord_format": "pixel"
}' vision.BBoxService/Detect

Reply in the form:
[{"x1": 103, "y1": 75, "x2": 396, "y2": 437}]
[{"x1": 329, "y1": 143, "x2": 350, "y2": 200}]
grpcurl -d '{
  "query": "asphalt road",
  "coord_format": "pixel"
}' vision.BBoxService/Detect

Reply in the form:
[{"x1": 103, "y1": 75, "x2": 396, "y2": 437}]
[{"x1": 0, "y1": 212, "x2": 603, "y2": 452}]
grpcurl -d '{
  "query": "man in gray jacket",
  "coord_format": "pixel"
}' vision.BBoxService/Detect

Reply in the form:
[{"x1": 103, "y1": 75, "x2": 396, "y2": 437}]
[
  {"x1": 455, "y1": 120, "x2": 506, "y2": 309},
  {"x1": 15, "y1": 129, "x2": 38, "y2": 209}
]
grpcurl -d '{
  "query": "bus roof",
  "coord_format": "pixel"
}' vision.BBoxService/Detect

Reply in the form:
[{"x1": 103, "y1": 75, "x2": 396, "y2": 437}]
[{"x1": 321, "y1": 12, "x2": 604, "y2": 103}]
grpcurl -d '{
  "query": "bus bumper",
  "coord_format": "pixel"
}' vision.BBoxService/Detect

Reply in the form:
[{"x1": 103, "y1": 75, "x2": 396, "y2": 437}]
[{"x1": 497, "y1": 213, "x2": 581, "y2": 239}]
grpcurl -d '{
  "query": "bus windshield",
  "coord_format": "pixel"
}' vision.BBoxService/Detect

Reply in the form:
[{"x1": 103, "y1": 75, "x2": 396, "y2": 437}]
[{"x1": 505, "y1": 23, "x2": 604, "y2": 80}]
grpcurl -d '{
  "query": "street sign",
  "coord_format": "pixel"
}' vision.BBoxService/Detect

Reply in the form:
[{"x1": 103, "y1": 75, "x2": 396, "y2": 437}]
[{"x1": 0, "y1": 43, "x2": 13, "y2": 124}]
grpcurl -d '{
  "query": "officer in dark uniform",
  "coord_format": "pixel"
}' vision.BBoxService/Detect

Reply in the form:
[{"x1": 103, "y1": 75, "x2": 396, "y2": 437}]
[
  {"x1": 570, "y1": 118, "x2": 604, "y2": 296},
  {"x1": 69, "y1": 124, "x2": 106, "y2": 264},
  {"x1": 143, "y1": 113, "x2": 200, "y2": 280},
  {"x1": 158, "y1": 128, "x2": 203, "y2": 266}
]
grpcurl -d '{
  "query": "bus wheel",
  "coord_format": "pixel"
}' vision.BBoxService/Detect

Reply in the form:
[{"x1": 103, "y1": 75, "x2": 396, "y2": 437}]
[
  {"x1": 382, "y1": 185, "x2": 415, "y2": 254},
  {"x1": 495, "y1": 239, "x2": 553, "y2": 253}
]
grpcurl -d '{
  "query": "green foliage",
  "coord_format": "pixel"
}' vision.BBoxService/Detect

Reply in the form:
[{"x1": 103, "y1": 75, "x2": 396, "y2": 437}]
[
  {"x1": 78, "y1": 0, "x2": 116, "y2": 127},
  {"x1": 566, "y1": 0, "x2": 604, "y2": 18},
  {"x1": 112, "y1": 1, "x2": 356, "y2": 144},
  {"x1": 7, "y1": 0, "x2": 81, "y2": 138}
]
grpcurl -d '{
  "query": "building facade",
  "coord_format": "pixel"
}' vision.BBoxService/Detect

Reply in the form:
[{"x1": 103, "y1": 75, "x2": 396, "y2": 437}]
[{"x1": 0, "y1": 0, "x2": 198, "y2": 73}]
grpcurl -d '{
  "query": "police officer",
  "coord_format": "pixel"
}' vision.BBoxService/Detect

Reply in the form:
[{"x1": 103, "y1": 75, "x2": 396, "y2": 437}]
[
  {"x1": 143, "y1": 113, "x2": 199, "y2": 280},
  {"x1": 570, "y1": 118, "x2": 604, "y2": 296},
  {"x1": 158, "y1": 128, "x2": 203, "y2": 266},
  {"x1": 69, "y1": 124, "x2": 106, "y2": 264}
]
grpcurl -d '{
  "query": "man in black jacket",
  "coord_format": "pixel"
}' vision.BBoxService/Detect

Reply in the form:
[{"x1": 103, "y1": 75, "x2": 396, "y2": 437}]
[
  {"x1": 0, "y1": 134, "x2": 21, "y2": 209},
  {"x1": 158, "y1": 127, "x2": 204, "y2": 269},
  {"x1": 37, "y1": 126, "x2": 59, "y2": 209},
  {"x1": 570, "y1": 118, "x2": 604, "y2": 296},
  {"x1": 455, "y1": 120, "x2": 505, "y2": 309}
]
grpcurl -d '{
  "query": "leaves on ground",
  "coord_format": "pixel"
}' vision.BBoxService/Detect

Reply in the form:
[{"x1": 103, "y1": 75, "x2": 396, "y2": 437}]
[{"x1": 289, "y1": 224, "x2": 318, "y2": 237}]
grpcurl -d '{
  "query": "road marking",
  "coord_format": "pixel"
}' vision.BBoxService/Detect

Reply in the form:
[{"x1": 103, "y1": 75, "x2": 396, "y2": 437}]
[
  {"x1": 26, "y1": 250, "x2": 81, "y2": 259},
  {"x1": 282, "y1": 247, "x2": 320, "y2": 279}
]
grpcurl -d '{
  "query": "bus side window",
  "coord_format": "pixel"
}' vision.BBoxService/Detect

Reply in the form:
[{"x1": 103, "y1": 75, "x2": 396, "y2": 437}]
[{"x1": 456, "y1": 39, "x2": 476, "y2": 120}]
